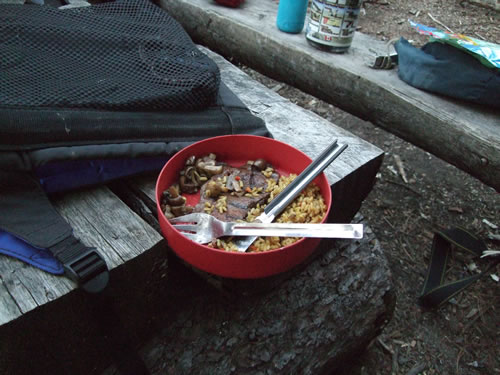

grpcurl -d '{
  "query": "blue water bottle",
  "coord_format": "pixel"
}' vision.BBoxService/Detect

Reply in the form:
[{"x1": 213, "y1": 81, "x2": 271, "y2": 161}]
[{"x1": 276, "y1": 0, "x2": 309, "y2": 34}]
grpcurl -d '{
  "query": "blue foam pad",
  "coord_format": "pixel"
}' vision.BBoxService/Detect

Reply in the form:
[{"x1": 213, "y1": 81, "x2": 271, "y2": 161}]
[{"x1": 0, "y1": 229, "x2": 63, "y2": 274}]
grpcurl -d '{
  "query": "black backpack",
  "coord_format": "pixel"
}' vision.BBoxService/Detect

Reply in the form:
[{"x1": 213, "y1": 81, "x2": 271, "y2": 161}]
[{"x1": 0, "y1": 0, "x2": 270, "y2": 292}]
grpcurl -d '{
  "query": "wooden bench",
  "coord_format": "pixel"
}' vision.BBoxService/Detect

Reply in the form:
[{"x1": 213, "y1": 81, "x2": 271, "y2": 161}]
[
  {"x1": 159, "y1": 0, "x2": 500, "y2": 191},
  {"x1": 0, "y1": 47, "x2": 391, "y2": 374}
]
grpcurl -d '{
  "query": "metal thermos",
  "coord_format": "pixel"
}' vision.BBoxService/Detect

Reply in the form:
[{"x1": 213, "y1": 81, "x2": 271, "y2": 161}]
[
  {"x1": 305, "y1": 0, "x2": 363, "y2": 53},
  {"x1": 276, "y1": 0, "x2": 309, "y2": 34}
]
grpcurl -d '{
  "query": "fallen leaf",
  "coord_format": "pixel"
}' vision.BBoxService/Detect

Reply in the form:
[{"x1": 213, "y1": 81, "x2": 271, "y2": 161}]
[
  {"x1": 467, "y1": 361, "x2": 479, "y2": 368},
  {"x1": 394, "y1": 154, "x2": 408, "y2": 183},
  {"x1": 466, "y1": 308, "x2": 478, "y2": 319},
  {"x1": 420, "y1": 213, "x2": 430, "y2": 220},
  {"x1": 271, "y1": 84, "x2": 284, "y2": 92},
  {"x1": 423, "y1": 229, "x2": 434, "y2": 239},
  {"x1": 482, "y1": 219, "x2": 498, "y2": 229},
  {"x1": 467, "y1": 262, "x2": 480, "y2": 272},
  {"x1": 387, "y1": 165, "x2": 398, "y2": 176}
]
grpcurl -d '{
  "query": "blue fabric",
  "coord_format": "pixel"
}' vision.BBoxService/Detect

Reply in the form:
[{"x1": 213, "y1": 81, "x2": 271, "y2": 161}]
[
  {"x1": 0, "y1": 230, "x2": 63, "y2": 274},
  {"x1": 395, "y1": 38, "x2": 500, "y2": 109},
  {"x1": 1, "y1": 157, "x2": 168, "y2": 272},
  {"x1": 35, "y1": 157, "x2": 168, "y2": 193}
]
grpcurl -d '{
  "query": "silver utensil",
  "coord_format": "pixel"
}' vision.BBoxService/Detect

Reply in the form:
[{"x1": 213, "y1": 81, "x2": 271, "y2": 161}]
[
  {"x1": 169, "y1": 212, "x2": 363, "y2": 244},
  {"x1": 233, "y1": 139, "x2": 348, "y2": 252}
]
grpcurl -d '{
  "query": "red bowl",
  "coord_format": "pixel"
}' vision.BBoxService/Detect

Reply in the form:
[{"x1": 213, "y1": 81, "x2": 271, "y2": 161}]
[{"x1": 155, "y1": 135, "x2": 332, "y2": 279}]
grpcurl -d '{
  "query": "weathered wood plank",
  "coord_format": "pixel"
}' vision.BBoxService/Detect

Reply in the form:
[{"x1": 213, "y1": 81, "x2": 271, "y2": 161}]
[
  {"x1": 0, "y1": 186, "x2": 163, "y2": 326},
  {"x1": 129, "y1": 47, "x2": 384, "y2": 224},
  {"x1": 203, "y1": 47, "x2": 382, "y2": 185},
  {"x1": 1, "y1": 186, "x2": 169, "y2": 375},
  {"x1": 0, "y1": 257, "x2": 73, "y2": 315},
  {"x1": 160, "y1": 0, "x2": 500, "y2": 191},
  {"x1": 0, "y1": 255, "x2": 74, "y2": 326},
  {"x1": 55, "y1": 188, "x2": 161, "y2": 265},
  {"x1": 0, "y1": 279, "x2": 23, "y2": 322},
  {"x1": 468, "y1": 0, "x2": 499, "y2": 11}
]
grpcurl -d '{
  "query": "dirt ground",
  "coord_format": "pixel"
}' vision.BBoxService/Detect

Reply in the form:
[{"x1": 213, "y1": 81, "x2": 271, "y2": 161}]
[
  {"x1": 358, "y1": 0, "x2": 500, "y2": 47},
  {"x1": 240, "y1": 1, "x2": 499, "y2": 374},
  {"x1": 4, "y1": 1, "x2": 497, "y2": 375}
]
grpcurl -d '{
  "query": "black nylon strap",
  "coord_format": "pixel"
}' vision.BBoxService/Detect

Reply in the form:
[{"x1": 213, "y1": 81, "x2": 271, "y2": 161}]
[
  {"x1": 0, "y1": 170, "x2": 109, "y2": 292},
  {"x1": 0, "y1": 170, "x2": 140, "y2": 372},
  {"x1": 419, "y1": 227, "x2": 497, "y2": 308},
  {"x1": 0, "y1": 170, "x2": 72, "y2": 248}
]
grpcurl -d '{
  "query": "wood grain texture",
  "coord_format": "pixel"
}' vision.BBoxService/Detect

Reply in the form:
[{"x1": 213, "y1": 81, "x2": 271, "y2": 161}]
[
  {"x1": 202, "y1": 46, "x2": 383, "y2": 185},
  {"x1": 135, "y1": 46, "x2": 384, "y2": 225},
  {"x1": 468, "y1": 0, "x2": 499, "y2": 10},
  {"x1": 1, "y1": 186, "x2": 169, "y2": 375},
  {"x1": 0, "y1": 186, "x2": 163, "y2": 326},
  {"x1": 160, "y1": 0, "x2": 500, "y2": 191}
]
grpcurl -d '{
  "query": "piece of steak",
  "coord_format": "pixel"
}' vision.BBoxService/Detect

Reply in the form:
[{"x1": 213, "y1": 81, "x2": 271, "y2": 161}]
[{"x1": 194, "y1": 165, "x2": 277, "y2": 222}]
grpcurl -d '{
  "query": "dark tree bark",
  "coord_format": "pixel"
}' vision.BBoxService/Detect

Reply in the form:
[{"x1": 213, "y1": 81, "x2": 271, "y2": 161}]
[{"x1": 129, "y1": 215, "x2": 395, "y2": 375}]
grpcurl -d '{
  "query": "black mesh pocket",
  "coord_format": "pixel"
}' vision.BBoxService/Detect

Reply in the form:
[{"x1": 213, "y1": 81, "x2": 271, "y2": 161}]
[{"x1": 0, "y1": 0, "x2": 220, "y2": 111}]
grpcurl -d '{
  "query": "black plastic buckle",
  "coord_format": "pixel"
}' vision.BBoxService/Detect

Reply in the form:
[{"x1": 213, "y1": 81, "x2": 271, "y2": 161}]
[{"x1": 63, "y1": 248, "x2": 109, "y2": 293}]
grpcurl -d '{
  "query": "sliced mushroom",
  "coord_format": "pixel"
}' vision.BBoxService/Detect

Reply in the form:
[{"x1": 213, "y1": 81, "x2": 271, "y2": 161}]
[
  {"x1": 253, "y1": 158, "x2": 268, "y2": 171},
  {"x1": 199, "y1": 153, "x2": 216, "y2": 163},
  {"x1": 195, "y1": 159, "x2": 207, "y2": 171},
  {"x1": 179, "y1": 175, "x2": 198, "y2": 194},
  {"x1": 170, "y1": 205, "x2": 193, "y2": 216},
  {"x1": 168, "y1": 185, "x2": 180, "y2": 198},
  {"x1": 185, "y1": 155, "x2": 196, "y2": 166},
  {"x1": 167, "y1": 195, "x2": 185, "y2": 207},
  {"x1": 184, "y1": 166, "x2": 197, "y2": 181},
  {"x1": 163, "y1": 205, "x2": 175, "y2": 220},
  {"x1": 192, "y1": 170, "x2": 203, "y2": 185},
  {"x1": 202, "y1": 164, "x2": 224, "y2": 176}
]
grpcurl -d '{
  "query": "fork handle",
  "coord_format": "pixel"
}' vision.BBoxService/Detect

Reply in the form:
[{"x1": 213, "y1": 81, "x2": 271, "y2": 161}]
[{"x1": 226, "y1": 223, "x2": 363, "y2": 239}]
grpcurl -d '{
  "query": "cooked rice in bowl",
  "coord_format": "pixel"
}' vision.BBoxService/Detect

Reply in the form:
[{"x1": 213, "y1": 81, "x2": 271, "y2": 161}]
[
  {"x1": 156, "y1": 135, "x2": 334, "y2": 279},
  {"x1": 209, "y1": 172, "x2": 327, "y2": 252}
]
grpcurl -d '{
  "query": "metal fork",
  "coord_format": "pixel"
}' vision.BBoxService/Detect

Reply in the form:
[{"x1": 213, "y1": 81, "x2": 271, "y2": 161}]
[
  {"x1": 169, "y1": 212, "x2": 363, "y2": 244},
  {"x1": 232, "y1": 139, "x2": 347, "y2": 252}
]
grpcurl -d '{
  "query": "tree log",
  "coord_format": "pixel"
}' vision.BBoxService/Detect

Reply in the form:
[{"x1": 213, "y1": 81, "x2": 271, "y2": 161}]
[
  {"x1": 159, "y1": 0, "x2": 500, "y2": 191},
  {"x1": 103, "y1": 216, "x2": 395, "y2": 375}
]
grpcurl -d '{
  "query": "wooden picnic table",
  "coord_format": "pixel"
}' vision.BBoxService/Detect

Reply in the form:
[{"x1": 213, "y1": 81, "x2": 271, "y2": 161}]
[{"x1": 0, "y1": 46, "x2": 391, "y2": 375}]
